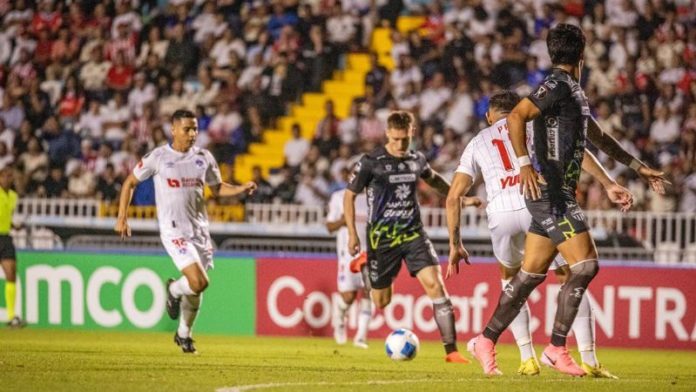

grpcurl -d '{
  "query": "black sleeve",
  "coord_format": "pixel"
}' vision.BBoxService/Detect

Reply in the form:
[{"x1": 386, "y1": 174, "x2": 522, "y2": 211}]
[
  {"x1": 418, "y1": 152, "x2": 433, "y2": 179},
  {"x1": 347, "y1": 155, "x2": 372, "y2": 193},
  {"x1": 528, "y1": 80, "x2": 571, "y2": 113}
]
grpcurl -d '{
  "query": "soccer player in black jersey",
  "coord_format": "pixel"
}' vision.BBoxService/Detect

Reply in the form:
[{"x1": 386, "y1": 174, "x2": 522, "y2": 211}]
[
  {"x1": 344, "y1": 111, "x2": 470, "y2": 364},
  {"x1": 465, "y1": 24, "x2": 668, "y2": 376}
]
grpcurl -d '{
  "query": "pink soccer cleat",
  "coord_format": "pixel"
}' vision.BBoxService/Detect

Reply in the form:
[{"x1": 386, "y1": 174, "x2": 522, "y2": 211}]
[
  {"x1": 540, "y1": 344, "x2": 587, "y2": 377},
  {"x1": 467, "y1": 335, "x2": 502, "y2": 376}
]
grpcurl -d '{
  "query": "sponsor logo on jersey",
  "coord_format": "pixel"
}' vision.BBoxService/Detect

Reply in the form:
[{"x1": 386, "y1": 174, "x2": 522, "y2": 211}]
[
  {"x1": 388, "y1": 173, "x2": 417, "y2": 184},
  {"x1": 395, "y1": 184, "x2": 411, "y2": 200},
  {"x1": 500, "y1": 174, "x2": 520, "y2": 189},
  {"x1": 166, "y1": 178, "x2": 202, "y2": 188},
  {"x1": 534, "y1": 85, "x2": 547, "y2": 99},
  {"x1": 546, "y1": 116, "x2": 559, "y2": 161},
  {"x1": 165, "y1": 162, "x2": 174, "y2": 168}
]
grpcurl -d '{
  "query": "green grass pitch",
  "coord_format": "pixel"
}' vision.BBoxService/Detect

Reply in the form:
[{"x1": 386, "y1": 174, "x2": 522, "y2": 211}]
[{"x1": 1, "y1": 329, "x2": 695, "y2": 391}]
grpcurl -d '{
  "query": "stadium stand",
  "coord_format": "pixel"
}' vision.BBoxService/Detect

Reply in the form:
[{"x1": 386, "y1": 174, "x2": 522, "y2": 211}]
[{"x1": 0, "y1": 0, "x2": 694, "y2": 259}]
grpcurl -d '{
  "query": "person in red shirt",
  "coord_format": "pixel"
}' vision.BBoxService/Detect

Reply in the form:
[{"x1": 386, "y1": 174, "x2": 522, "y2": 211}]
[
  {"x1": 106, "y1": 51, "x2": 134, "y2": 92},
  {"x1": 58, "y1": 76, "x2": 85, "y2": 121},
  {"x1": 31, "y1": 0, "x2": 62, "y2": 35}
]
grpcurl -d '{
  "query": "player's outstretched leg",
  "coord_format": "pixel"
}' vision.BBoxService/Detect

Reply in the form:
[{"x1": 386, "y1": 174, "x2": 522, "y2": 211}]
[
  {"x1": 416, "y1": 266, "x2": 468, "y2": 364},
  {"x1": 501, "y1": 278, "x2": 539, "y2": 375},
  {"x1": 333, "y1": 294, "x2": 352, "y2": 345},
  {"x1": 572, "y1": 293, "x2": 618, "y2": 378},
  {"x1": 353, "y1": 266, "x2": 372, "y2": 349},
  {"x1": 470, "y1": 269, "x2": 546, "y2": 375},
  {"x1": 541, "y1": 258, "x2": 599, "y2": 377}
]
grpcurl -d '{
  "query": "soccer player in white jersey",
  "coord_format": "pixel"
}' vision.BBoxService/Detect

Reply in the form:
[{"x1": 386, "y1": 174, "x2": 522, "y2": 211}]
[
  {"x1": 326, "y1": 166, "x2": 371, "y2": 348},
  {"x1": 445, "y1": 91, "x2": 628, "y2": 377},
  {"x1": 115, "y1": 110, "x2": 257, "y2": 354}
]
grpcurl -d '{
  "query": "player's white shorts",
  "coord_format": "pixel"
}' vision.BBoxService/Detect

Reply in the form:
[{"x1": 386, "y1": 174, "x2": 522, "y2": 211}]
[
  {"x1": 161, "y1": 233, "x2": 214, "y2": 271},
  {"x1": 337, "y1": 251, "x2": 364, "y2": 293},
  {"x1": 488, "y1": 208, "x2": 567, "y2": 270}
]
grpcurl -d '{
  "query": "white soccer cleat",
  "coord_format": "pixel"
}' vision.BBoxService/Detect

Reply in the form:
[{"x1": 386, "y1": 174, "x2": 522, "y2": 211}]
[
  {"x1": 334, "y1": 323, "x2": 347, "y2": 345},
  {"x1": 353, "y1": 338, "x2": 368, "y2": 349}
]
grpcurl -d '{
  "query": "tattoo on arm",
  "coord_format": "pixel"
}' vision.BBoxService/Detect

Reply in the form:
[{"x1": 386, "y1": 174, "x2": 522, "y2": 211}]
[
  {"x1": 426, "y1": 172, "x2": 451, "y2": 196},
  {"x1": 588, "y1": 118, "x2": 637, "y2": 167}
]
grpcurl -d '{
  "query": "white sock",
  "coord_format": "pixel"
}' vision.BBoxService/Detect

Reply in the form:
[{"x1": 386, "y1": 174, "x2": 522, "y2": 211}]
[
  {"x1": 169, "y1": 276, "x2": 195, "y2": 298},
  {"x1": 177, "y1": 294, "x2": 202, "y2": 338},
  {"x1": 355, "y1": 298, "x2": 371, "y2": 341},
  {"x1": 333, "y1": 295, "x2": 349, "y2": 327},
  {"x1": 502, "y1": 279, "x2": 535, "y2": 362},
  {"x1": 572, "y1": 293, "x2": 597, "y2": 366}
]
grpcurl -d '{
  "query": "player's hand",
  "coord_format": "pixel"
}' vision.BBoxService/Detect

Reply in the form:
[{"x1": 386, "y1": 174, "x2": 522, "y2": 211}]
[
  {"x1": 637, "y1": 165, "x2": 670, "y2": 195},
  {"x1": 348, "y1": 234, "x2": 360, "y2": 257},
  {"x1": 114, "y1": 217, "x2": 131, "y2": 240},
  {"x1": 605, "y1": 182, "x2": 634, "y2": 212},
  {"x1": 519, "y1": 165, "x2": 541, "y2": 200},
  {"x1": 445, "y1": 242, "x2": 470, "y2": 279},
  {"x1": 244, "y1": 181, "x2": 258, "y2": 195},
  {"x1": 461, "y1": 196, "x2": 483, "y2": 208}
]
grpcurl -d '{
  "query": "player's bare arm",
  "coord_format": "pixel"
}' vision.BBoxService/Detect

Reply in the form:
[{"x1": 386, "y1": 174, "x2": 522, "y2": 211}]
[
  {"x1": 343, "y1": 189, "x2": 360, "y2": 256},
  {"x1": 115, "y1": 173, "x2": 140, "y2": 239},
  {"x1": 209, "y1": 181, "x2": 258, "y2": 198},
  {"x1": 325, "y1": 215, "x2": 346, "y2": 233},
  {"x1": 445, "y1": 172, "x2": 472, "y2": 279},
  {"x1": 422, "y1": 170, "x2": 451, "y2": 196},
  {"x1": 582, "y1": 149, "x2": 633, "y2": 212},
  {"x1": 587, "y1": 116, "x2": 669, "y2": 194},
  {"x1": 507, "y1": 98, "x2": 542, "y2": 200}
]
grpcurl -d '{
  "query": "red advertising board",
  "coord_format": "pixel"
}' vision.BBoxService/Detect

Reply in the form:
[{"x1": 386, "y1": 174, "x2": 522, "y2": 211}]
[{"x1": 256, "y1": 258, "x2": 696, "y2": 350}]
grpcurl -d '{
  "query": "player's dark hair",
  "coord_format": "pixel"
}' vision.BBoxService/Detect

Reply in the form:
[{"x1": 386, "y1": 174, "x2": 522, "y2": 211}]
[
  {"x1": 489, "y1": 90, "x2": 521, "y2": 113},
  {"x1": 171, "y1": 109, "x2": 196, "y2": 124},
  {"x1": 387, "y1": 111, "x2": 414, "y2": 131},
  {"x1": 547, "y1": 24, "x2": 585, "y2": 66}
]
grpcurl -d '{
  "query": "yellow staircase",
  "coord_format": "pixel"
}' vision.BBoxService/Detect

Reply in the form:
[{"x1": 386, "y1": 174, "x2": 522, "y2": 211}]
[
  {"x1": 233, "y1": 18, "x2": 425, "y2": 184},
  {"x1": 233, "y1": 53, "x2": 371, "y2": 183}
]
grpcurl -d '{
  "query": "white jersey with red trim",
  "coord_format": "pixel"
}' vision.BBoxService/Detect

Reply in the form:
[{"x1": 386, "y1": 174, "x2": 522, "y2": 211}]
[
  {"x1": 133, "y1": 144, "x2": 221, "y2": 238},
  {"x1": 456, "y1": 118, "x2": 529, "y2": 214},
  {"x1": 327, "y1": 189, "x2": 368, "y2": 263}
]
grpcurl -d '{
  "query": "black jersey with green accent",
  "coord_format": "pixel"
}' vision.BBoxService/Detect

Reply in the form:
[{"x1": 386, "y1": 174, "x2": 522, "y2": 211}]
[
  {"x1": 347, "y1": 146, "x2": 433, "y2": 249},
  {"x1": 528, "y1": 68, "x2": 590, "y2": 212}
]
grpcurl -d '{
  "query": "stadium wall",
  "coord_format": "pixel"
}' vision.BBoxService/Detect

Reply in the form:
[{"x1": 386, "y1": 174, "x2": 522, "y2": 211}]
[{"x1": 2, "y1": 251, "x2": 695, "y2": 350}]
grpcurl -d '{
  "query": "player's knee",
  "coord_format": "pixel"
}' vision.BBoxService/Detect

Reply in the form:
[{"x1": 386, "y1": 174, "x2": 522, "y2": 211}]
[
  {"x1": 341, "y1": 291, "x2": 357, "y2": 305},
  {"x1": 189, "y1": 277, "x2": 209, "y2": 294},
  {"x1": 372, "y1": 295, "x2": 391, "y2": 309},
  {"x1": 569, "y1": 259, "x2": 599, "y2": 283}
]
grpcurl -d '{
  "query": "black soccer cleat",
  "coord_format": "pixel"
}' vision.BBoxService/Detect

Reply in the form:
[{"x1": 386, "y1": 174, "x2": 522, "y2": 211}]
[
  {"x1": 174, "y1": 332, "x2": 197, "y2": 354},
  {"x1": 7, "y1": 316, "x2": 26, "y2": 329},
  {"x1": 166, "y1": 278, "x2": 181, "y2": 320}
]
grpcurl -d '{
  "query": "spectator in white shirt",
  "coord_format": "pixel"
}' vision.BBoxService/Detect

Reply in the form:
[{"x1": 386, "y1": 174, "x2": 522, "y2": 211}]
[
  {"x1": 650, "y1": 105, "x2": 681, "y2": 145},
  {"x1": 444, "y1": 79, "x2": 474, "y2": 135},
  {"x1": 390, "y1": 54, "x2": 422, "y2": 98},
  {"x1": 283, "y1": 123, "x2": 310, "y2": 169},
  {"x1": 419, "y1": 72, "x2": 452, "y2": 122},
  {"x1": 128, "y1": 72, "x2": 156, "y2": 117}
]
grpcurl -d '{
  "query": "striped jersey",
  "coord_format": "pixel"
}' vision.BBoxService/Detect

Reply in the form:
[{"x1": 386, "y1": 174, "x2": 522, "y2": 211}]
[{"x1": 456, "y1": 118, "x2": 529, "y2": 214}]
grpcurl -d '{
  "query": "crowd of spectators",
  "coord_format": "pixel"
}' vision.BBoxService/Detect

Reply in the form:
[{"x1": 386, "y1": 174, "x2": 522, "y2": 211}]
[{"x1": 0, "y1": 0, "x2": 694, "y2": 213}]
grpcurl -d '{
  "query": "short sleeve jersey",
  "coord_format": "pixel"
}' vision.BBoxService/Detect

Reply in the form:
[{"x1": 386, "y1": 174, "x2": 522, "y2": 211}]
[
  {"x1": 0, "y1": 188, "x2": 17, "y2": 234},
  {"x1": 326, "y1": 189, "x2": 368, "y2": 261},
  {"x1": 528, "y1": 69, "x2": 590, "y2": 206},
  {"x1": 456, "y1": 118, "x2": 529, "y2": 214},
  {"x1": 133, "y1": 145, "x2": 221, "y2": 238},
  {"x1": 347, "y1": 147, "x2": 432, "y2": 249}
]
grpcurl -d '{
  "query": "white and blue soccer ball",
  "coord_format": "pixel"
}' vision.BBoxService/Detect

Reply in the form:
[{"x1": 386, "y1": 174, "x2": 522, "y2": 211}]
[{"x1": 385, "y1": 328, "x2": 419, "y2": 361}]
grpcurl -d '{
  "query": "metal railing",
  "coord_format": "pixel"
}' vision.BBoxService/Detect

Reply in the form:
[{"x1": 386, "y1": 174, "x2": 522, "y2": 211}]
[{"x1": 14, "y1": 198, "x2": 696, "y2": 263}]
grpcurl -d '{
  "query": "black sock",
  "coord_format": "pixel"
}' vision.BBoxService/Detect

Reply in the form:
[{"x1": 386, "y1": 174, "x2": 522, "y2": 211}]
[
  {"x1": 551, "y1": 333, "x2": 566, "y2": 347},
  {"x1": 483, "y1": 327, "x2": 500, "y2": 344}
]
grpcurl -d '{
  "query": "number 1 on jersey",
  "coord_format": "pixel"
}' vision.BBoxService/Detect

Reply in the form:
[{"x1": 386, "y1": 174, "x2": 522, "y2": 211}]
[{"x1": 492, "y1": 139, "x2": 514, "y2": 172}]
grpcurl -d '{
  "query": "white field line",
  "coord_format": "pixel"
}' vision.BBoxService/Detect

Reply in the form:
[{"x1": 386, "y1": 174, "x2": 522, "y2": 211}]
[{"x1": 216, "y1": 377, "x2": 641, "y2": 391}]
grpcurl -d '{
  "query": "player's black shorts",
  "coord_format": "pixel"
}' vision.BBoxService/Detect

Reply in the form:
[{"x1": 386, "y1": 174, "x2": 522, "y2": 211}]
[
  {"x1": 526, "y1": 187, "x2": 589, "y2": 246},
  {"x1": 367, "y1": 230, "x2": 439, "y2": 290},
  {"x1": 0, "y1": 235, "x2": 17, "y2": 260}
]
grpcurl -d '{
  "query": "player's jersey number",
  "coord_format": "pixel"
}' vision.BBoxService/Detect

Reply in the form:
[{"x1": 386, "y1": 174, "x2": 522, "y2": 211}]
[{"x1": 492, "y1": 139, "x2": 514, "y2": 172}]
